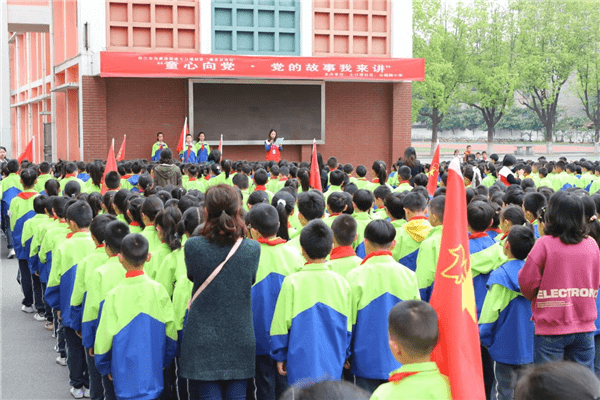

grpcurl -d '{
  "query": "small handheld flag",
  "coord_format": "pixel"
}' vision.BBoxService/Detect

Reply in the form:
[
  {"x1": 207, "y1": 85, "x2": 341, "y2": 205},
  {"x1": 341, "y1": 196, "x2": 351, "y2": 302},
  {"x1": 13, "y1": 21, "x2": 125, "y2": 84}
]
[
  {"x1": 102, "y1": 139, "x2": 118, "y2": 195},
  {"x1": 176, "y1": 117, "x2": 188, "y2": 154},
  {"x1": 309, "y1": 139, "x2": 322, "y2": 192},
  {"x1": 116, "y1": 135, "x2": 127, "y2": 161},
  {"x1": 218, "y1": 134, "x2": 223, "y2": 154},
  {"x1": 18, "y1": 137, "x2": 34, "y2": 163},
  {"x1": 427, "y1": 143, "x2": 440, "y2": 196}
]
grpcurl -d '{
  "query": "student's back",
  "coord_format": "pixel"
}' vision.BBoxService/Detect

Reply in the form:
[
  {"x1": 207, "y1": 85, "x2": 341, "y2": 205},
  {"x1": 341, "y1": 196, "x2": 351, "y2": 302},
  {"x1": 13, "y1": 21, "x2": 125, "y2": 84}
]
[{"x1": 392, "y1": 193, "x2": 432, "y2": 271}]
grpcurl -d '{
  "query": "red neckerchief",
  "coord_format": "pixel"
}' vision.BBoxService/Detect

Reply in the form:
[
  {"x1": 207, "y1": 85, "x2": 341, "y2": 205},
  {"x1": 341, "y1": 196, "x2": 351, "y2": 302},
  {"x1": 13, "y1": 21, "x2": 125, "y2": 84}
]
[
  {"x1": 255, "y1": 185, "x2": 267, "y2": 191},
  {"x1": 204, "y1": 175, "x2": 211, "y2": 181},
  {"x1": 288, "y1": 221, "x2": 293, "y2": 229},
  {"x1": 279, "y1": 177, "x2": 288, "y2": 181},
  {"x1": 304, "y1": 261, "x2": 327, "y2": 266},
  {"x1": 469, "y1": 232, "x2": 489, "y2": 239},
  {"x1": 389, "y1": 371, "x2": 419, "y2": 382},
  {"x1": 398, "y1": 180, "x2": 411, "y2": 185},
  {"x1": 130, "y1": 221, "x2": 140, "y2": 227},
  {"x1": 361, "y1": 251, "x2": 393, "y2": 265},
  {"x1": 108, "y1": 254, "x2": 119, "y2": 258},
  {"x1": 270, "y1": 176, "x2": 278, "y2": 180},
  {"x1": 66, "y1": 232, "x2": 75, "y2": 239},
  {"x1": 126, "y1": 270, "x2": 144, "y2": 278},
  {"x1": 328, "y1": 213, "x2": 342, "y2": 218},
  {"x1": 358, "y1": 177, "x2": 367, "y2": 181},
  {"x1": 121, "y1": 174, "x2": 131, "y2": 179},
  {"x1": 372, "y1": 178, "x2": 380, "y2": 184},
  {"x1": 59, "y1": 220, "x2": 67, "y2": 224},
  {"x1": 257, "y1": 237, "x2": 287, "y2": 246},
  {"x1": 486, "y1": 227, "x2": 503, "y2": 234},
  {"x1": 64, "y1": 173, "x2": 76, "y2": 178},
  {"x1": 53, "y1": 216, "x2": 58, "y2": 221},
  {"x1": 96, "y1": 244, "x2": 105, "y2": 249},
  {"x1": 500, "y1": 232, "x2": 509, "y2": 241},
  {"x1": 139, "y1": 190, "x2": 144, "y2": 195},
  {"x1": 330, "y1": 246, "x2": 356, "y2": 260},
  {"x1": 409, "y1": 216, "x2": 428, "y2": 221},
  {"x1": 189, "y1": 177, "x2": 198, "y2": 181},
  {"x1": 200, "y1": 143, "x2": 205, "y2": 151},
  {"x1": 17, "y1": 192, "x2": 37, "y2": 200}
]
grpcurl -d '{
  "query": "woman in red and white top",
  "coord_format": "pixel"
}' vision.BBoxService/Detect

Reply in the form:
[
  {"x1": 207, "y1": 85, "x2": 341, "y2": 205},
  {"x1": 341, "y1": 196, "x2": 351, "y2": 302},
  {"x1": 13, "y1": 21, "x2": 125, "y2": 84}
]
[
  {"x1": 499, "y1": 154, "x2": 523, "y2": 186},
  {"x1": 265, "y1": 129, "x2": 283, "y2": 162}
]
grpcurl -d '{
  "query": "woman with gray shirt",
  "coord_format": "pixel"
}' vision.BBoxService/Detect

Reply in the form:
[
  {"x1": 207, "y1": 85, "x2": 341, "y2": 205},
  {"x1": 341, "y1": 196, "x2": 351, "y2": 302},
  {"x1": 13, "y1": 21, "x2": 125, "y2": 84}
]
[{"x1": 180, "y1": 184, "x2": 260, "y2": 400}]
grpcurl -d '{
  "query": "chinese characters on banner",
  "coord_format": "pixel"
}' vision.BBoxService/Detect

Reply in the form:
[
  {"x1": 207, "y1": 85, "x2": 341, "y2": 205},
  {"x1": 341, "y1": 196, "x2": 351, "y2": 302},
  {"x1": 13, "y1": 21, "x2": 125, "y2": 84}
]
[{"x1": 100, "y1": 52, "x2": 425, "y2": 81}]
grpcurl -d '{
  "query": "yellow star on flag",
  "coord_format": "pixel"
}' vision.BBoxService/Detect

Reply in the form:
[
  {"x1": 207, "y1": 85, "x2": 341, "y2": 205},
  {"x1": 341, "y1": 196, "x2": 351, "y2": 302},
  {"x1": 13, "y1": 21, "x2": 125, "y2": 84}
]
[{"x1": 441, "y1": 244, "x2": 478, "y2": 323}]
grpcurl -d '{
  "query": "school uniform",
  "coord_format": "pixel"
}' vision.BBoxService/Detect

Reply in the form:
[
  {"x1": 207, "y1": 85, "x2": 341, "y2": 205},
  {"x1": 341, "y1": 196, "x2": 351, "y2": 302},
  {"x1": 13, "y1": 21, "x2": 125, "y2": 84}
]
[
  {"x1": 154, "y1": 247, "x2": 185, "y2": 297},
  {"x1": 39, "y1": 221, "x2": 71, "y2": 284},
  {"x1": 370, "y1": 362, "x2": 452, "y2": 400},
  {"x1": 323, "y1": 212, "x2": 342, "y2": 227},
  {"x1": 144, "y1": 242, "x2": 172, "y2": 282},
  {"x1": 184, "y1": 177, "x2": 205, "y2": 193},
  {"x1": 323, "y1": 184, "x2": 343, "y2": 204},
  {"x1": 537, "y1": 176, "x2": 553, "y2": 189},
  {"x1": 252, "y1": 185, "x2": 274, "y2": 202},
  {"x1": 327, "y1": 246, "x2": 361, "y2": 278},
  {"x1": 393, "y1": 181, "x2": 413, "y2": 193},
  {"x1": 45, "y1": 231, "x2": 96, "y2": 392},
  {"x1": 552, "y1": 171, "x2": 569, "y2": 192},
  {"x1": 354, "y1": 177, "x2": 369, "y2": 190},
  {"x1": 270, "y1": 263, "x2": 352, "y2": 386},
  {"x1": 266, "y1": 176, "x2": 282, "y2": 194},
  {"x1": 252, "y1": 238, "x2": 302, "y2": 400},
  {"x1": 180, "y1": 144, "x2": 198, "y2": 163},
  {"x1": 372, "y1": 207, "x2": 388, "y2": 220},
  {"x1": 78, "y1": 172, "x2": 91, "y2": 183},
  {"x1": 151, "y1": 142, "x2": 168, "y2": 162},
  {"x1": 95, "y1": 271, "x2": 177, "y2": 400},
  {"x1": 0, "y1": 172, "x2": 22, "y2": 251},
  {"x1": 352, "y1": 211, "x2": 374, "y2": 258},
  {"x1": 387, "y1": 172, "x2": 399, "y2": 188},
  {"x1": 468, "y1": 232, "x2": 499, "y2": 318},
  {"x1": 391, "y1": 216, "x2": 432, "y2": 272},
  {"x1": 59, "y1": 174, "x2": 85, "y2": 192},
  {"x1": 34, "y1": 173, "x2": 53, "y2": 193},
  {"x1": 481, "y1": 175, "x2": 497, "y2": 188},
  {"x1": 140, "y1": 225, "x2": 161, "y2": 252},
  {"x1": 480, "y1": 259, "x2": 534, "y2": 400},
  {"x1": 415, "y1": 225, "x2": 443, "y2": 302},
  {"x1": 486, "y1": 227, "x2": 503, "y2": 241},
  {"x1": 128, "y1": 221, "x2": 143, "y2": 234},
  {"x1": 346, "y1": 251, "x2": 420, "y2": 392},
  {"x1": 10, "y1": 189, "x2": 39, "y2": 309}
]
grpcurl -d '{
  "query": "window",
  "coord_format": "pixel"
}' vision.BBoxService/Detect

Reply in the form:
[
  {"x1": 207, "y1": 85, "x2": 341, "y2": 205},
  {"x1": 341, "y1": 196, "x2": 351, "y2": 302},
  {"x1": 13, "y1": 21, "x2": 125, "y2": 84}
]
[{"x1": 212, "y1": 0, "x2": 300, "y2": 55}]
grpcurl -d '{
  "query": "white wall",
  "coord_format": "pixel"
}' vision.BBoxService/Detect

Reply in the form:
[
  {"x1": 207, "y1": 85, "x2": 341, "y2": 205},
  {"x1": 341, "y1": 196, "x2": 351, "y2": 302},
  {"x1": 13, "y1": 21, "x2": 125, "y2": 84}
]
[
  {"x1": 1, "y1": 1, "x2": 11, "y2": 153},
  {"x1": 78, "y1": 0, "x2": 106, "y2": 76},
  {"x1": 391, "y1": 0, "x2": 413, "y2": 58}
]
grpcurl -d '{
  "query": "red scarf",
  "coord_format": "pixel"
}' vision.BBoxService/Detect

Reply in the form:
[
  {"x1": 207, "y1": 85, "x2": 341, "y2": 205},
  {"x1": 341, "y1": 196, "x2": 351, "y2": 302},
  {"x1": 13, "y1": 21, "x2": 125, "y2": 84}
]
[
  {"x1": 126, "y1": 270, "x2": 145, "y2": 278},
  {"x1": 486, "y1": 227, "x2": 503, "y2": 234},
  {"x1": 330, "y1": 246, "x2": 356, "y2": 260},
  {"x1": 189, "y1": 177, "x2": 198, "y2": 182},
  {"x1": 204, "y1": 175, "x2": 211, "y2": 181},
  {"x1": 469, "y1": 232, "x2": 489, "y2": 239},
  {"x1": 257, "y1": 237, "x2": 287, "y2": 246},
  {"x1": 409, "y1": 215, "x2": 428, "y2": 221},
  {"x1": 66, "y1": 232, "x2": 75, "y2": 239},
  {"x1": 96, "y1": 244, "x2": 105, "y2": 249},
  {"x1": 130, "y1": 221, "x2": 140, "y2": 227},
  {"x1": 500, "y1": 232, "x2": 509, "y2": 241},
  {"x1": 64, "y1": 173, "x2": 76, "y2": 178},
  {"x1": 372, "y1": 178, "x2": 379, "y2": 184},
  {"x1": 389, "y1": 371, "x2": 419, "y2": 382},
  {"x1": 398, "y1": 180, "x2": 411, "y2": 186},
  {"x1": 17, "y1": 192, "x2": 37, "y2": 200},
  {"x1": 361, "y1": 251, "x2": 393, "y2": 265},
  {"x1": 255, "y1": 185, "x2": 267, "y2": 191}
]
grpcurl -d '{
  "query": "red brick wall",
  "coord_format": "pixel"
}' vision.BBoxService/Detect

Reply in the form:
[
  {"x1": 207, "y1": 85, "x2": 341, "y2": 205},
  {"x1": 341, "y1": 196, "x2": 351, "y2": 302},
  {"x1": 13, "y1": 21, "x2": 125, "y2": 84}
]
[
  {"x1": 82, "y1": 76, "x2": 108, "y2": 161},
  {"x1": 82, "y1": 78, "x2": 413, "y2": 172}
]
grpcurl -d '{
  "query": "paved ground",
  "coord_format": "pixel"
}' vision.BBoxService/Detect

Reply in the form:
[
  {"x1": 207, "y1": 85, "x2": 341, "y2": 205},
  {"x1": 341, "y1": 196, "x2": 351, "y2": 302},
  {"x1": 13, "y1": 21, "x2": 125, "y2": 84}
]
[{"x1": 0, "y1": 236, "x2": 70, "y2": 400}]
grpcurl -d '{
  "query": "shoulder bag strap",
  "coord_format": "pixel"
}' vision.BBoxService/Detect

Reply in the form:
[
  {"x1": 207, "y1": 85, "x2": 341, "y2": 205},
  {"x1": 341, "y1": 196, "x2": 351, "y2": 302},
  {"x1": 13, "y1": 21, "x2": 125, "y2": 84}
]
[{"x1": 187, "y1": 237, "x2": 244, "y2": 310}]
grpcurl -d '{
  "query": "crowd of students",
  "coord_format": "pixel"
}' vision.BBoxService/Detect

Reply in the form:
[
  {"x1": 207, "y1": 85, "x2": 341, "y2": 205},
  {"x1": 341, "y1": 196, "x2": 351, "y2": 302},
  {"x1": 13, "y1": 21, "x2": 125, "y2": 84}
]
[{"x1": 2, "y1": 145, "x2": 600, "y2": 400}]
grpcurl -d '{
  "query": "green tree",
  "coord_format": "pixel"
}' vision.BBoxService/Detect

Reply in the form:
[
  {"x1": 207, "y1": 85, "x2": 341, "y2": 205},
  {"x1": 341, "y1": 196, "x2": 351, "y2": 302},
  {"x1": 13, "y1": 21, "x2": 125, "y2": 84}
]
[
  {"x1": 573, "y1": 2, "x2": 600, "y2": 145},
  {"x1": 513, "y1": 0, "x2": 580, "y2": 153},
  {"x1": 413, "y1": 0, "x2": 469, "y2": 154},
  {"x1": 461, "y1": 0, "x2": 518, "y2": 153}
]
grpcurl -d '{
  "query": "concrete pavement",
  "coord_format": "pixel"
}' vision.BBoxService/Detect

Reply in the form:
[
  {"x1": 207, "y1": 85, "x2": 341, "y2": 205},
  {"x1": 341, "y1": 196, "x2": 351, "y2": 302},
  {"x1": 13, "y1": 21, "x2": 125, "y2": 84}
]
[{"x1": 1, "y1": 237, "x2": 71, "y2": 400}]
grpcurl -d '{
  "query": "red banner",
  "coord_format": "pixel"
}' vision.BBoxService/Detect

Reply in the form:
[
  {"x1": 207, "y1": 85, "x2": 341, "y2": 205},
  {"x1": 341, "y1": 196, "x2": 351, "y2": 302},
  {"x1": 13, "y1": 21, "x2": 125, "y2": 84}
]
[{"x1": 100, "y1": 52, "x2": 424, "y2": 82}]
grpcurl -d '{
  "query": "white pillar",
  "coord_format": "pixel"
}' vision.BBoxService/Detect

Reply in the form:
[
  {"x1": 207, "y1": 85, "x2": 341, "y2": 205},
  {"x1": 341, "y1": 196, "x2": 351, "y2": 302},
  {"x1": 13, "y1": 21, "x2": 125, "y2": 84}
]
[
  {"x1": 391, "y1": 0, "x2": 412, "y2": 58},
  {"x1": 1, "y1": 1, "x2": 12, "y2": 154},
  {"x1": 200, "y1": 0, "x2": 211, "y2": 54},
  {"x1": 300, "y1": 0, "x2": 312, "y2": 57}
]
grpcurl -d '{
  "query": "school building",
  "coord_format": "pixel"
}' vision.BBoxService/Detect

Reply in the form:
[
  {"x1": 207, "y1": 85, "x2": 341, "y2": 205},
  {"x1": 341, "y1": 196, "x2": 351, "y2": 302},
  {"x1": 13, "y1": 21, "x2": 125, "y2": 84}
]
[{"x1": 2, "y1": 0, "x2": 423, "y2": 168}]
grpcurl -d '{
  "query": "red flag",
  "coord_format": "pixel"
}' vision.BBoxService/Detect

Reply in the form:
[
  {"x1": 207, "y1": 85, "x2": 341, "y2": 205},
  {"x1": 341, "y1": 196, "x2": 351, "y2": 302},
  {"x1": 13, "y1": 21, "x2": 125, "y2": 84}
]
[
  {"x1": 218, "y1": 134, "x2": 223, "y2": 154},
  {"x1": 430, "y1": 157, "x2": 485, "y2": 400},
  {"x1": 426, "y1": 143, "x2": 440, "y2": 196},
  {"x1": 176, "y1": 117, "x2": 188, "y2": 153},
  {"x1": 102, "y1": 139, "x2": 118, "y2": 195},
  {"x1": 309, "y1": 139, "x2": 322, "y2": 191},
  {"x1": 116, "y1": 135, "x2": 127, "y2": 161},
  {"x1": 18, "y1": 137, "x2": 33, "y2": 163}
]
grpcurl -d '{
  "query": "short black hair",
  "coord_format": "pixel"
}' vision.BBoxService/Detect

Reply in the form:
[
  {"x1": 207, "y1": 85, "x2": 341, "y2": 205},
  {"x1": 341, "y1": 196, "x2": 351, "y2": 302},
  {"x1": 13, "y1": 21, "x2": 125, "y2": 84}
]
[
  {"x1": 65, "y1": 162, "x2": 77, "y2": 174},
  {"x1": 501, "y1": 205, "x2": 527, "y2": 226},
  {"x1": 105, "y1": 220, "x2": 130, "y2": 254},
  {"x1": 467, "y1": 201, "x2": 494, "y2": 232},
  {"x1": 7, "y1": 159, "x2": 19, "y2": 173},
  {"x1": 248, "y1": 203, "x2": 279, "y2": 237},
  {"x1": 352, "y1": 189, "x2": 374, "y2": 212},
  {"x1": 384, "y1": 192, "x2": 406, "y2": 220},
  {"x1": 297, "y1": 191, "x2": 325, "y2": 221},
  {"x1": 327, "y1": 192, "x2": 347, "y2": 214},
  {"x1": 373, "y1": 185, "x2": 392, "y2": 200},
  {"x1": 388, "y1": 300, "x2": 439, "y2": 357},
  {"x1": 364, "y1": 220, "x2": 396, "y2": 247},
  {"x1": 248, "y1": 190, "x2": 270, "y2": 207},
  {"x1": 331, "y1": 214, "x2": 357, "y2": 246},
  {"x1": 20, "y1": 168, "x2": 37, "y2": 188},
  {"x1": 66, "y1": 200, "x2": 93, "y2": 228},
  {"x1": 429, "y1": 195, "x2": 445, "y2": 223},
  {"x1": 33, "y1": 194, "x2": 48, "y2": 214},
  {"x1": 329, "y1": 170, "x2": 344, "y2": 186},
  {"x1": 254, "y1": 168, "x2": 268, "y2": 186},
  {"x1": 544, "y1": 191, "x2": 587, "y2": 245},
  {"x1": 120, "y1": 233, "x2": 149, "y2": 267},
  {"x1": 507, "y1": 225, "x2": 535, "y2": 260},
  {"x1": 356, "y1": 165, "x2": 367, "y2": 178},
  {"x1": 105, "y1": 171, "x2": 121, "y2": 189},
  {"x1": 90, "y1": 214, "x2": 117, "y2": 244},
  {"x1": 300, "y1": 219, "x2": 333, "y2": 259},
  {"x1": 113, "y1": 189, "x2": 131, "y2": 213},
  {"x1": 503, "y1": 188, "x2": 525, "y2": 206},
  {"x1": 398, "y1": 166, "x2": 412, "y2": 181},
  {"x1": 141, "y1": 195, "x2": 164, "y2": 222},
  {"x1": 52, "y1": 196, "x2": 70, "y2": 218},
  {"x1": 523, "y1": 192, "x2": 547, "y2": 218},
  {"x1": 402, "y1": 192, "x2": 427, "y2": 212},
  {"x1": 232, "y1": 173, "x2": 249, "y2": 190},
  {"x1": 64, "y1": 180, "x2": 81, "y2": 198},
  {"x1": 413, "y1": 173, "x2": 428, "y2": 187}
]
